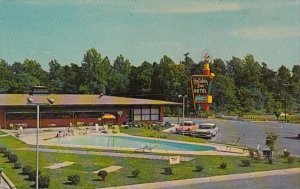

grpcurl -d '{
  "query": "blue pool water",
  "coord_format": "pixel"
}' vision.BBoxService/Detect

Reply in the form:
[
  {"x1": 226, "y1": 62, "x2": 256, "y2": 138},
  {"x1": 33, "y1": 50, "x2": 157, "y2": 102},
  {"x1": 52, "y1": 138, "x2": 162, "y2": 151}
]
[{"x1": 50, "y1": 135, "x2": 215, "y2": 151}]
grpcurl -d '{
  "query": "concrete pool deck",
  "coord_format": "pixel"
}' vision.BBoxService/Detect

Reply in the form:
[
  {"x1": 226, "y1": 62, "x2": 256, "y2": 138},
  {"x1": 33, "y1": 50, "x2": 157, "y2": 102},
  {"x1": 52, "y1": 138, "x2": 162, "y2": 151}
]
[{"x1": 4, "y1": 128, "x2": 248, "y2": 156}]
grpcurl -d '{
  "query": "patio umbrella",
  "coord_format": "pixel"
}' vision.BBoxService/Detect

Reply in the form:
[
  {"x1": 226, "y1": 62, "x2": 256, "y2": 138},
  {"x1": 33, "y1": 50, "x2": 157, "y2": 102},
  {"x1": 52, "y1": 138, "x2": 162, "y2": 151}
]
[{"x1": 101, "y1": 113, "x2": 116, "y2": 119}]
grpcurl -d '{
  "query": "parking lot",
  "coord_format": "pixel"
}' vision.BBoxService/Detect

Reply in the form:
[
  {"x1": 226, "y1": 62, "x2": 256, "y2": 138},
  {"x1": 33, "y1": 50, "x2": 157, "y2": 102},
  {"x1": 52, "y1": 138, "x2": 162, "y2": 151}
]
[{"x1": 164, "y1": 117, "x2": 300, "y2": 156}]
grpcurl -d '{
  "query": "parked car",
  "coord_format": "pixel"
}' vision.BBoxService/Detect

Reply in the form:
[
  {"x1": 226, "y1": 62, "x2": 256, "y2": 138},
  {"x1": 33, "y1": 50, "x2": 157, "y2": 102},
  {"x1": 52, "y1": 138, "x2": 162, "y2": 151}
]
[
  {"x1": 175, "y1": 121, "x2": 199, "y2": 135},
  {"x1": 215, "y1": 113, "x2": 225, "y2": 118},
  {"x1": 192, "y1": 123, "x2": 218, "y2": 138}
]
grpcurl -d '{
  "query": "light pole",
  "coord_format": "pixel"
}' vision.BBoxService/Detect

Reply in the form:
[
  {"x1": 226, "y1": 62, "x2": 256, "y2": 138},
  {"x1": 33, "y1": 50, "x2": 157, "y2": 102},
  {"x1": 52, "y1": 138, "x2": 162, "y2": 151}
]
[
  {"x1": 27, "y1": 97, "x2": 54, "y2": 189},
  {"x1": 178, "y1": 95, "x2": 187, "y2": 119},
  {"x1": 282, "y1": 83, "x2": 290, "y2": 122},
  {"x1": 184, "y1": 53, "x2": 190, "y2": 117}
]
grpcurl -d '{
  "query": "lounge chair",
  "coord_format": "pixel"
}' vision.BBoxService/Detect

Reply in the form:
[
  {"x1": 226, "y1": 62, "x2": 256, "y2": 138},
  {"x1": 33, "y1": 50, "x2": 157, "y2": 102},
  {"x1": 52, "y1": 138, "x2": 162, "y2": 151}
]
[
  {"x1": 9, "y1": 123, "x2": 14, "y2": 130},
  {"x1": 112, "y1": 125, "x2": 120, "y2": 133},
  {"x1": 103, "y1": 125, "x2": 109, "y2": 133},
  {"x1": 135, "y1": 145, "x2": 157, "y2": 153},
  {"x1": 226, "y1": 137, "x2": 240, "y2": 151}
]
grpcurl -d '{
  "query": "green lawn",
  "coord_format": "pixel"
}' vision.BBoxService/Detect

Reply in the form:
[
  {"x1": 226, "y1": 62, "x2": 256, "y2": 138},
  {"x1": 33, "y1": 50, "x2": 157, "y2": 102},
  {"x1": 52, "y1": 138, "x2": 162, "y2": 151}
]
[
  {"x1": 1, "y1": 136, "x2": 300, "y2": 189},
  {"x1": 120, "y1": 127, "x2": 207, "y2": 143}
]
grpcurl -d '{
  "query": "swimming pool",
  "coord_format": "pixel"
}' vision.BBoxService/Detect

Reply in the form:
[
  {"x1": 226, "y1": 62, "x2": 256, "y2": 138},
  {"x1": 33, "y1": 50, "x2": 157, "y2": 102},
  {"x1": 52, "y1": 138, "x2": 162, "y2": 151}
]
[{"x1": 50, "y1": 135, "x2": 216, "y2": 152}]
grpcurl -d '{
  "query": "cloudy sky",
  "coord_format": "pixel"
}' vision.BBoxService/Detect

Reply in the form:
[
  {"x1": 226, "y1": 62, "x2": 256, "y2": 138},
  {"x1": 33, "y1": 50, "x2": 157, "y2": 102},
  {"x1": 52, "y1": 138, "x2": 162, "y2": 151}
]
[{"x1": 0, "y1": 0, "x2": 299, "y2": 70}]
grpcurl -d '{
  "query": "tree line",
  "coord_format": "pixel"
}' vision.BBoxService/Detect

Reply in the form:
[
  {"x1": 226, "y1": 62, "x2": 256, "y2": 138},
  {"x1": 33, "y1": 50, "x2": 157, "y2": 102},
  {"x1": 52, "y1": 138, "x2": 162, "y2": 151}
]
[{"x1": 0, "y1": 48, "x2": 299, "y2": 114}]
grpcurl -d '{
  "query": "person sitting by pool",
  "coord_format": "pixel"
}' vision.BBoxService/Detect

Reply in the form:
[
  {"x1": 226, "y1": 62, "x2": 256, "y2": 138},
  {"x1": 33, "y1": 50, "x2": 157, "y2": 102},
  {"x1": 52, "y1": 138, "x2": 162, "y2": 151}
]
[
  {"x1": 56, "y1": 130, "x2": 67, "y2": 138},
  {"x1": 79, "y1": 127, "x2": 89, "y2": 135},
  {"x1": 56, "y1": 131, "x2": 62, "y2": 138},
  {"x1": 67, "y1": 127, "x2": 75, "y2": 136}
]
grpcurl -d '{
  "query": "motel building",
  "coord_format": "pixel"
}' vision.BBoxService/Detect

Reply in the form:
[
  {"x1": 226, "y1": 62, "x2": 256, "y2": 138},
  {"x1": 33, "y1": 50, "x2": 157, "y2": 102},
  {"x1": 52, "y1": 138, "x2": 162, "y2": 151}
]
[{"x1": 0, "y1": 86, "x2": 180, "y2": 129}]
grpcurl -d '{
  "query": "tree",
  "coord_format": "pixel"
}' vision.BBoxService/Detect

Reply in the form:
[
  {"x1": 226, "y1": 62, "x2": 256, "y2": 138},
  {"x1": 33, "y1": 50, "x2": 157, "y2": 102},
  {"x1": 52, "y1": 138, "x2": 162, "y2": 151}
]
[
  {"x1": 266, "y1": 132, "x2": 278, "y2": 152},
  {"x1": 136, "y1": 61, "x2": 153, "y2": 96},
  {"x1": 109, "y1": 55, "x2": 131, "y2": 96},
  {"x1": 13, "y1": 72, "x2": 40, "y2": 93},
  {"x1": 48, "y1": 59, "x2": 64, "y2": 93},
  {"x1": 261, "y1": 63, "x2": 277, "y2": 93},
  {"x1": 212, "y1": 74, "x2": 237, "y2": 112},
  {"x1": 277, "y1": 65, "x2": 291, "y2": 85},
  {"x1": 291, "y1": 65, "x2": 300, "y2": 112},
  {"x1": 0, "y1": 59, "x2": 13, "y2": 93},
  {"x1": 150, "y1": 55, "x2": 185, "y2": 101},
  {"x1": 22, "y1": 59, "x2": 48, "y2": 86},
  {"x1": 226, "y1": 56, "x2": 243, "y2": 86},
  {"x1": 241, "y1": 54, "x2": 262, "y2": 87},
  {"x1": 80, "y1": 48, "x2": 107, "y2": 94},
  {"x1": 97, "y1": 56, "x2": 111, "y2": 94},
  {"x1": 265, "y1": 92, "x2": 276, "y2": 113},
  {"x1": 211, "y1": 58, "x2": 226, "y2": 75},
  {"x1": 62, "y1": 63, "x2": 81, "y2": 94}
]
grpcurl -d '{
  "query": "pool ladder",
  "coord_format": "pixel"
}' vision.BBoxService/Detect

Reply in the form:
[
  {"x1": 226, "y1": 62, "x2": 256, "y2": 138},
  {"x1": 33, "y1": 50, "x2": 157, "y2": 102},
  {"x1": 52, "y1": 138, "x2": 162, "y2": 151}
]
[{"x1": 107, "y1": 137, "x2": 115, "y2": 147}]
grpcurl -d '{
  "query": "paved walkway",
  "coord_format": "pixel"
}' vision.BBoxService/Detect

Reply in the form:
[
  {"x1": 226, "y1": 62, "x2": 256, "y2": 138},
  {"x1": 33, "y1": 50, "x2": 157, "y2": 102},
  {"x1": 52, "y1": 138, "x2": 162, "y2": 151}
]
[
  {"x1": 103, "y1": 167, "x2": 300, "y2": 189},
  {"x1": 10, "y1": 129, "x2": 248, "y2": 156},
  {"x1": 0, "y1": 177, "x2": 10, "y2": 189},
  {"x1": 16, "y1": 147, "x2": 195, "y2": 161},
  {"x1": 45, "y1": 161, "x2": 76, "y2": 169},
  {"x1": 0, "y1": 171, "x2": 15, "y2": 189},
  {"x1": 93, "y1": 166, "x2": 123, "y2": 174}
]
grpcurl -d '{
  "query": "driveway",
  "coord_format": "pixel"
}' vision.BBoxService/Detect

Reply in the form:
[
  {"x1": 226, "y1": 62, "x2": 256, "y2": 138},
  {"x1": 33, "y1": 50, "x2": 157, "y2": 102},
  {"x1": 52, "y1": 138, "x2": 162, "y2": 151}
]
[
  {"x1": 164, "y1": 117, "x2": 300, "y2": 155},
  {"x1": 168, "y1": 173, "x2": 300, "y2": 189}
]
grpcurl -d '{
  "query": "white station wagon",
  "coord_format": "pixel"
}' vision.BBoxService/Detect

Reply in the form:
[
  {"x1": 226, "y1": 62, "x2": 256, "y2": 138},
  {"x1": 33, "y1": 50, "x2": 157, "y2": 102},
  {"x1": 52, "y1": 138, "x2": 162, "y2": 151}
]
[{"x1": 192, "y1": 123, "x2": 218, "y2": 138}]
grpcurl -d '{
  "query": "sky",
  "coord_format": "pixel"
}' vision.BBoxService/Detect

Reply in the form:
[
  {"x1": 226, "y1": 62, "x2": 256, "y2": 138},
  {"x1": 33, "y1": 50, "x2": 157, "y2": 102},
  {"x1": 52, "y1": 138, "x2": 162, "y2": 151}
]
[{"x1": 0, "y1": 0, "x2": 299, "y2": 70}]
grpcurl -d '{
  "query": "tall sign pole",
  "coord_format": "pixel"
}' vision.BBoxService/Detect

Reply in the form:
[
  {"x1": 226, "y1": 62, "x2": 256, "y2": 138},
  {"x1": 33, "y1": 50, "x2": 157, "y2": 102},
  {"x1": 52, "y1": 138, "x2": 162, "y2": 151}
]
[
  {"x1": 191, "y1": 50, "x2": 215, "y2": 113},
  {"x1": 184, "y1": 53, "x2": 190, "y2": 117}
]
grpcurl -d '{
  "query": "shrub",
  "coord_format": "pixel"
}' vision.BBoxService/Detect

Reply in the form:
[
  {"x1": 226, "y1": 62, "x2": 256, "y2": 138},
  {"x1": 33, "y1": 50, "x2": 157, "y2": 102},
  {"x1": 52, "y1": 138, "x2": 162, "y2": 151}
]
[
  {"x1": 161, "y1": 134, "x2": 168, "y2": 138},
  {"x1": 219, "y1": 162, "x2": 227, "y2": 169},
  {"x1": 283, "y1": 150, "x2": 291, "y2": 158},
  {"x1": 28, "y1": 169, "x2": 41, "y2": 181},
  {"x1": 248, "y1": 149, "x2": 255, "y2": 159},
  {"x1": 195, "y1": 165, "x2": 204, "y2": 172},
  {"x1": 124, "y1": 125, "x2": 129, "y2": 129},
  {"x1": 287, "y1": 156, "x2": 295, "y2": 163},
  {"x1": 98, "y1": 170, "x2": 108, "y2": 181},
  {"x1": 131, "y1": 169, "x2": 140, "y2": 178},
  {"x1": 14, "y1": 162, "x2": 22, "y2": 169},
  {"x1": 0, "y1": 146, "x2": 7, "y2": 153},
  {"x1": 3, "y1": 151, "x2": 12, "y2": 157},
  {"x1": 68, "y1": 174, "x2": 80, "y2": 185},
  {"x1": 266, "y1": 132, "x2": 278, "y2": 152},
  {"x1": 268, "y1": 158, "x2": 273, "y2": 164},
  {"x1": 241, "y1": 159, "x2": 251, "y2": 167},
  {"x1": 22, "y1": 165, "x2": 33, "y2": 175},
  {"x1": 8, "y1": 154, "x2": 18, "y2": 163},
  {"x1": 253, "y1": 155, "x2": 261, "y2": 162},
  {"x1": 163, "y1": 167, "x2": 173, "y2": 175},
  {"x1": 38, "y1": 175, "x2": 50, "y2": 188}
]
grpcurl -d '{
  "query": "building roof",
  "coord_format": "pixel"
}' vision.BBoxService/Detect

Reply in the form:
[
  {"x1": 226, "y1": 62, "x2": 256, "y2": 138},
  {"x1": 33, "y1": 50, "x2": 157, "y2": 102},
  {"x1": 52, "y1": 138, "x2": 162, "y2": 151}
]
[{"x1": 0, "y1": 94, "x2": 181, "y2": 106}]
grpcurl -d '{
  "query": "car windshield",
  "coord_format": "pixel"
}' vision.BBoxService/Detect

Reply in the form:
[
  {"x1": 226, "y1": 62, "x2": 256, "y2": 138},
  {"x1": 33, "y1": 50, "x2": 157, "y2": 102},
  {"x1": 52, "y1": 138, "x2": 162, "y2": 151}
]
[
  {"x1": 180, "y1": 121, "x2": 194, "y2": 126},
  {"x1": 199, "y1": 125, "x2": 214, "y2": 129}
]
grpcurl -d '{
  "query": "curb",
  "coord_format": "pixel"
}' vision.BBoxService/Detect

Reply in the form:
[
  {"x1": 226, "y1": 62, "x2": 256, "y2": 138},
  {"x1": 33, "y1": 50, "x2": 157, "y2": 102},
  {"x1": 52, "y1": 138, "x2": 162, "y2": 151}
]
[
  {"x1": 0, "y1": 170, "x2": 17, "y2": 189},
  {"x1": 102, "y1": 168, "x2": 300, "y2": 189}
]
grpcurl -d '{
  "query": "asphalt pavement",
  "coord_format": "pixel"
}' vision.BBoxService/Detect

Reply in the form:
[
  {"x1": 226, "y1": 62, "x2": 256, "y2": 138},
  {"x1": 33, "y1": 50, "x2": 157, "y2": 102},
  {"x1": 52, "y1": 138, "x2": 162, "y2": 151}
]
[
  {"x1": 164, "y1": 117, "x2": 300, "y2": 156},
  {"x1": 168, "y1": 173, "x2": 300, "y2": 189}
]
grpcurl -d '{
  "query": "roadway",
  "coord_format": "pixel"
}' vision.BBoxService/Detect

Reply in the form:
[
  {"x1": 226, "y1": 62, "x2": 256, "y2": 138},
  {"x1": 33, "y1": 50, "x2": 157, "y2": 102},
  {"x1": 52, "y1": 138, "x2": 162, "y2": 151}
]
[
  {"x1": 166, "y1": 173, "x2": 300, "y2": 189},
  {"x1": 164, "y1": 117, "x2": 300, "y2": 155}
]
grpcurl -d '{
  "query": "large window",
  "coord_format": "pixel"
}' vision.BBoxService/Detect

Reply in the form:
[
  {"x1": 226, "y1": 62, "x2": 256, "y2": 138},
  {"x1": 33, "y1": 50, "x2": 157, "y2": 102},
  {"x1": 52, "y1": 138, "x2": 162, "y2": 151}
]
[
  {"x1": 134, "y1": 109, "x2": 142, "y2": 121},
  {"x1": 133, "y1": 108, "x2": 159, "y2": 121}
]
